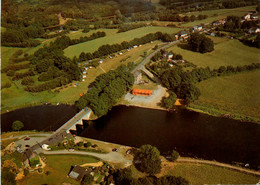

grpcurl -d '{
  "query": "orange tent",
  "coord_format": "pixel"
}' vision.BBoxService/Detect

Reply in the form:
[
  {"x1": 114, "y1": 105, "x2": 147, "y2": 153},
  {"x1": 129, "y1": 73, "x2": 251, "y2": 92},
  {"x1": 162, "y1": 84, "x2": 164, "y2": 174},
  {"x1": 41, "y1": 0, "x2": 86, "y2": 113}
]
[{"x1": 132, "y1": 89, "x2": 152, "y2": 96}]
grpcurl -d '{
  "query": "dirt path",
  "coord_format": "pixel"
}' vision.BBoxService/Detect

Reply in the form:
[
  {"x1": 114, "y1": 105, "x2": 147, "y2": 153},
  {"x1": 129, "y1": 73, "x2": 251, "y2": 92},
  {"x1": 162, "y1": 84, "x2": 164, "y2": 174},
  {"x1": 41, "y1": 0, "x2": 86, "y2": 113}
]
[
  {"x1": 81, "y1": 161, "x2": 103, "y2": 167},
  {"x1": 176, "y1": 157, "x2": 260, "y2": 176}
]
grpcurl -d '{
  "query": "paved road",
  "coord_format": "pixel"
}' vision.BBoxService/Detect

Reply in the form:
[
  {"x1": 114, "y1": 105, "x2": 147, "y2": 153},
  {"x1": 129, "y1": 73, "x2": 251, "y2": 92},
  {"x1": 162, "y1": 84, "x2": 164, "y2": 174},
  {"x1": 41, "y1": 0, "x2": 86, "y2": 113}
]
[
  {"x1": 132, "y1": 40, "x2": 180, "y2": 76},
  {"x1": 1, "y1": 133, "x2": 52, "y2": 141},
  {"x1": 42, "y1": 150, "x2": 132, "y2": 167}
]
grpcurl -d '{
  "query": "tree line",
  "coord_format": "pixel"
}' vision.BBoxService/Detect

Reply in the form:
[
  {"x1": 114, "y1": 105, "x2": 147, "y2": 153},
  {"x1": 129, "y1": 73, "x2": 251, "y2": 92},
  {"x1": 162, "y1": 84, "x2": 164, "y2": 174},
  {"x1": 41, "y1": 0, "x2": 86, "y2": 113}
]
[
  {"x1": 78, "y1": 31, "x2": 176, "y2": 61},
  {"x1": 75, "y1": 65, "x2": 134, "y2": 116},
  {"x1": 118, "y1": 23, "x2": 147, "y2": 33}
]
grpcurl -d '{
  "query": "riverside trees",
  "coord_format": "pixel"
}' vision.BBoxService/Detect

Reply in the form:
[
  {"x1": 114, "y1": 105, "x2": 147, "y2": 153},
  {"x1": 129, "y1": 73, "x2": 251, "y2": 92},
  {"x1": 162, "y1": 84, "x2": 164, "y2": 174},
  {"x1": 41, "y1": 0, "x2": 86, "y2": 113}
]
[{"x1": 75, "y1": 65, "x2": 134, "y2": 116}]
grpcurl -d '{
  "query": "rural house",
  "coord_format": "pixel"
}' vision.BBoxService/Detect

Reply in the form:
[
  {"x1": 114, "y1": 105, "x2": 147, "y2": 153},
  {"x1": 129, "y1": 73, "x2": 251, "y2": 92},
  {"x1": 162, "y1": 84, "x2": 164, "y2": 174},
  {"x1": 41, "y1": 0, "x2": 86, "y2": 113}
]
[
  {"x1": 132, "y1": 89, "x2": 153, "y2": 96},
  {"x1": 68, "y1": 165, "x2": 92, "y2": 181},
  {"x1": 193, "y1": 25, "x2": 202, "y2": 31},
  {"x1": 248, "y1": 27, "x2": 260, "y2": 34}
]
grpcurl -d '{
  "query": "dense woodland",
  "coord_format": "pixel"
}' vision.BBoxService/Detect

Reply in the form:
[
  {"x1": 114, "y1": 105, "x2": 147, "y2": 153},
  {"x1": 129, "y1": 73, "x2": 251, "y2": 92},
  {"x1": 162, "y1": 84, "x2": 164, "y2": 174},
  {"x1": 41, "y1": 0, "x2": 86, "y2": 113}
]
[{"x1": 75, "y1": 65, "x2": 134, "y2": 116}]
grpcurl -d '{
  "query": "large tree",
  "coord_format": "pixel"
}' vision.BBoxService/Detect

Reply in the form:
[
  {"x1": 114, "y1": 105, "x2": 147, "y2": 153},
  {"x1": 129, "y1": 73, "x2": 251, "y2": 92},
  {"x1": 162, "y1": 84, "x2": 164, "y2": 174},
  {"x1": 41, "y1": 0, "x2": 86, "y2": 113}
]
[
  {"x1": 12, "y1": 120, "x2": 24, "y2": 131},
  {"x1": 188, "y1": 32, "x2": 214, "y2": 53},
  {"x1": 134, "y1": 145, "x2": 161, "y2": 175}
]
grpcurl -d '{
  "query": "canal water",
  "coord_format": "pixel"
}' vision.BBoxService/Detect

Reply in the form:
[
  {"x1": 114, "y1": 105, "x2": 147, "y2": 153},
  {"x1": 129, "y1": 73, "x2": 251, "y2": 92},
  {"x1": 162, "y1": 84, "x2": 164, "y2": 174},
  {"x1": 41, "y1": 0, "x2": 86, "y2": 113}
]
[
  {"x1": 1, "y1": 105, "x2": 78, "y2": 132},
  {"x1": 79, "y1": 106, "x2": 260, "y2": 169}
]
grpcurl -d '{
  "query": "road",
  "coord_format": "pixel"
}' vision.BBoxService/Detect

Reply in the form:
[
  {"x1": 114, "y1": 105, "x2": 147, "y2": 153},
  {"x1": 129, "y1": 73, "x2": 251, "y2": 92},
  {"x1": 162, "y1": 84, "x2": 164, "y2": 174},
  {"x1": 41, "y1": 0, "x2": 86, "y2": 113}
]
[
  {"x1": 1, "y1": 133, "x2": 52, "y2": 141},
  {"x1": 42, "y1": 150, "x2": 132, "y2": 167},
  {"x1": 132, "y1": 40, "x2": 180, "y2": 76}
]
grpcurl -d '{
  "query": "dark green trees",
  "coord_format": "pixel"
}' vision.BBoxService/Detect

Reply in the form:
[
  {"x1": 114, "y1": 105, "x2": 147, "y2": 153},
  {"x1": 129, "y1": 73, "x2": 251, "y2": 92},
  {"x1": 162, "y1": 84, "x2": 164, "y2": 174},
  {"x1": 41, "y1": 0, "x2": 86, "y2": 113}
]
[
  {"x1": 75, "y1": 65, "x2": 134, "y2": 116},
  {"x1": 134, "y1": 145, "x2": 162, "y2": 175},
  {"x1": 162, "y1": 92, "x2": 177, "y2": 109},
  {"x1": 12, "y1": 120, "x2": 24, "y2": 131},
  {"x1": 188, "y1": 32, "x2": 214, "y2": 53}
]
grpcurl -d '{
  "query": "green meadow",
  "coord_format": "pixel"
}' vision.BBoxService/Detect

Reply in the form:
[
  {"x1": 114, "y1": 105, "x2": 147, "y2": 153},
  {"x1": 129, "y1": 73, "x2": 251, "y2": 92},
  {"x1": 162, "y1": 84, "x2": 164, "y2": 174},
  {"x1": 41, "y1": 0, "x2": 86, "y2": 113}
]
[
  {"x1": 64, "y1": 26, "x2": 182, "y2": 58},
  {"x1": 190, "y1": 70, "x2": 260, "y2": 122},
  {"x1": 180, "y1": 6, "x2": 256, "y2": 27},
  {"x1": 168, "y1": 38, "x2": 259, "y2": 69}
]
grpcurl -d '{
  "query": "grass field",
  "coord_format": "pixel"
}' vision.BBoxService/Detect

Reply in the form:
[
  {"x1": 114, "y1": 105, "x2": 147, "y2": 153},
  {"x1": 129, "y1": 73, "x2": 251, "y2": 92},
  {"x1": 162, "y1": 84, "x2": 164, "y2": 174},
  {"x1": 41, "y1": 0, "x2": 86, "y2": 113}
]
[
  {"x1": 20, "y1": 155, "x2": 99, "y2": 185},
  {"x1": 190, "y1": 70, "x2": 260, "y2": 122},
  {"x1": 180, "y1": 6, "x2": 256, "y2": 27},
  {"x1": 163, "y1": 162, "x2": 259, "y2": 184},
  {"x1": 64, "y1": 26, "x2": 182, "y2": 58},
  {"x1": 131, "y1": 162, "x2": 259, "y2": 184},
  {"x1": 167, "y1": 38, "x2": 260, "y2": 69}
]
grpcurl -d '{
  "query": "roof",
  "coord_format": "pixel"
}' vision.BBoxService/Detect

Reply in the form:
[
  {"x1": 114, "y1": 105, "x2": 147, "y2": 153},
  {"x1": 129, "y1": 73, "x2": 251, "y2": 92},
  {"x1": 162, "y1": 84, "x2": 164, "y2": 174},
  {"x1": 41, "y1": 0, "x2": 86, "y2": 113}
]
[
  {"x1": 178, "y1": 30, "x2": 188, "y2": 35},
  {"x1": 68, "y1": 165, "x2": 91, "y2": 181},
  {"x1": 132, "y1": 89, "x2": 153, "y2": 94}
]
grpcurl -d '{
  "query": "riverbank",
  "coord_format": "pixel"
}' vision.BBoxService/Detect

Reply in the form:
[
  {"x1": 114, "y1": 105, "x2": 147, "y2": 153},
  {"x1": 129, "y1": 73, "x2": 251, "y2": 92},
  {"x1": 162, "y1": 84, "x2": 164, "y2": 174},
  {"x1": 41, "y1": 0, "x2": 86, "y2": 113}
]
[{"x1": 188, "y1": 104, "x2": 260, "y2": 124}]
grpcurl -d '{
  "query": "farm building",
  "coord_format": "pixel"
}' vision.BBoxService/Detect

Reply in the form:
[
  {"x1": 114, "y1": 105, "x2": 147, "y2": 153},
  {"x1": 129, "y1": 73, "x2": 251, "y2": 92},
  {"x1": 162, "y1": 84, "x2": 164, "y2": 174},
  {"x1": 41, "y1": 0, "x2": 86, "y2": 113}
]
[
  {"x1": 68, "y1": 165, "x2": 92, "y2": 181},
  {"x1": 132, "y1": 89, "x2": 152, "y2": 96},
  {"x1": 193, "y1": 25, "x2": 202, "y2": 31}
]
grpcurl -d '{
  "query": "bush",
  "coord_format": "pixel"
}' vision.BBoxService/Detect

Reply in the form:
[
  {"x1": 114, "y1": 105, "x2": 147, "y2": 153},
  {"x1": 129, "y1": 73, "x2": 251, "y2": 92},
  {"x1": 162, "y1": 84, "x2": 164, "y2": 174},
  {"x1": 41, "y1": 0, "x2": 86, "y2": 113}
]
[
  {"x1": 38, "y1": 168, "x2": 43, "y2": 173},
  {"x1": 92, "y1": 144, "x2": 98, "y2": 148},
  {"x1": 24, "y1": 169, "x2": 29, "y2": 176},
  {"x1": 1, "y1": 82, "x2": 12, "y2": 89},
  {"x1": 12, "y1": 120, "x2": 24, "y2": 131},
  {"x1": 45, "y1": 171, "x2": 50, "y2": 176},
  {"x1": 78, "y1": 142, "x2": 84, "y2": 147},
  {"x1": 21, "y1": 77, "x2": 34, "y2": 85},
  {"x1": 6, "y1": 70, "x2": 15, "y2": 76},
  {"x1": 170, "y1": 150, "x2": 179, "y2": 162},
  {"x1": 84, "y1": 142, "x2": 92, "y2": 148}
]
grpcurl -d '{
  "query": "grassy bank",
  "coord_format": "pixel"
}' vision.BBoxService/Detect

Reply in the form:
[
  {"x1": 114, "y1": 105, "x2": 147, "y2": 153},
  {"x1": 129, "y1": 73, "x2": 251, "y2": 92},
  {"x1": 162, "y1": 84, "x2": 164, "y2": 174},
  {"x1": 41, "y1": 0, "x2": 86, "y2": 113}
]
[
  {"x1": 164, "y1": 162, "x2": 259, "y2": 184},
  {"x1": 190, "y1": 70, "x2": 260, "y2": 123},
  {"x1": 20, "y1": 155, "x2": 99, "y2": 185},
  {"x1": 167, "y1": 39, "x2": 260, "y2": 69}
]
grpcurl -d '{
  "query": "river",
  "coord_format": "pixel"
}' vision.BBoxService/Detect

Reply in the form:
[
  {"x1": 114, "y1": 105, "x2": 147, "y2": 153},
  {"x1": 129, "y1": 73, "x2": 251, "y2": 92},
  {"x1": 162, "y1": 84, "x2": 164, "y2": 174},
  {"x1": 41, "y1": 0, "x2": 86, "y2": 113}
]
[
  {"x1": 79, "y1": 105, "x2": 260, "y2": 169},
  {"x1": 1, "y1": 104, "x2": 78, "y2": 132}
]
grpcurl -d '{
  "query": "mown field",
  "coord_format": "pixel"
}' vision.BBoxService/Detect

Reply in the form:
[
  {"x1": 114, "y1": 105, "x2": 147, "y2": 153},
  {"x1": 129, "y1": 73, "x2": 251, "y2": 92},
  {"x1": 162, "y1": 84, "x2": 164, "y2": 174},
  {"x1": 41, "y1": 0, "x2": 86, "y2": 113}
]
[
  {"x1": 168, "y1": 38, "x2": 260, "y2": 69},
  {"x1": 131, "y1": 162, "x2": 259, "y2": 184},
  {"x1": 190, "y1": 70, "x2": 260, "y2": 122},
  {"x1": 163, "y1": 163, "x2": 259, "y2": 184},
  {"x1": 20, "y1": 155, "x2": 99, "y2": 185},
  {"x1": 180, "y1": 6, "x2": 256, "y2": 27},
  {"x1": 1, "y1": 41, "x2": 162, "y2": 112},
  {"x1": 64, "y1": 26, "x2": 182, "y2": 58}
]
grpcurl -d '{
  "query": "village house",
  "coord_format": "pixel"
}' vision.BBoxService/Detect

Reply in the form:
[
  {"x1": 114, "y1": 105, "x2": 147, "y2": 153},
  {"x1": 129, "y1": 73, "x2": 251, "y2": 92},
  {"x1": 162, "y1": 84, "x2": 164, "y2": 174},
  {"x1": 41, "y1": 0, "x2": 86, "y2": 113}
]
[
  {"x1": 251, "y1": 13, "x2": 259, "y2": 20},
  {"x1": 248, "y1": 27, "x2": 260, "y2": 34},
  {"x1": 243, "y1": 13, "x2": 251, "y2": 21},
  {"x1": 193, "y1": 25, "x2": 202, "y2": 31},
  {"x1": 175, "y1": 30, "x2": 188, "y2": 40},
  {"x1": 68, "y1": 165, "x2": 92, "y2": 182}
]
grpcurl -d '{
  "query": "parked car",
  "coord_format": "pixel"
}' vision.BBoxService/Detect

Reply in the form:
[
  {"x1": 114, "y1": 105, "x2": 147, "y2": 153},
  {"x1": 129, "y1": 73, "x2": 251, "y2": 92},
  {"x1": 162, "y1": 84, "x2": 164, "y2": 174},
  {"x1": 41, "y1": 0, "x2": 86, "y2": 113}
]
[
  {"x1": 112, "y1": 148, "x2": 118, "y2": 152},
  {"x1": 68, "y1": 149, "x2": 75, "y2": 152},
  {"x1": 24, "y1": 137, "x2": 30, "y2": 141}
]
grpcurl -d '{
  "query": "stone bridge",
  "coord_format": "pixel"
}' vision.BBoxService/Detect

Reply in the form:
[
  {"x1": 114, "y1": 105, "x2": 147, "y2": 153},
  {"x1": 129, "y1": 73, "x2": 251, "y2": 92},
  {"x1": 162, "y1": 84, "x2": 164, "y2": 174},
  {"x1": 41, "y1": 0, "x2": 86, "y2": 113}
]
[{"x1": 55, "y1": 108, "x2": 92, "y2": 134}]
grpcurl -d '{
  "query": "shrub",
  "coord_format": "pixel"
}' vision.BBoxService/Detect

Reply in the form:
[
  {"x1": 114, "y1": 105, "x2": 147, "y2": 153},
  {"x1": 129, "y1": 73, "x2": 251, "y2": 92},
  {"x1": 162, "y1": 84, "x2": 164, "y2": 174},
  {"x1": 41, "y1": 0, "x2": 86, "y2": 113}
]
[
  {"x1": 12, "y1": 120, "x2": 24, "y2": 131},
  {"x1": 84, "y1": 142, "x2": 92, "y2": 148},
  {"x1": 170, "y1": 150, "x2": 179, "y2": 162},
  {"x1": 38, "y1": 168, "x2": 43, "y2": 173},
  {"x1": 6, "y1": 70, "x2": 15, "y2": 76},
  {"x1": 24, "y1": 169, "x2": 29, "y2": 176},
  {"x1": 21, "y1": 77, "x2": 34, "y2": 85},
  {"x1": 1, "y1": 82, "x2": 12, "y2": 89}
]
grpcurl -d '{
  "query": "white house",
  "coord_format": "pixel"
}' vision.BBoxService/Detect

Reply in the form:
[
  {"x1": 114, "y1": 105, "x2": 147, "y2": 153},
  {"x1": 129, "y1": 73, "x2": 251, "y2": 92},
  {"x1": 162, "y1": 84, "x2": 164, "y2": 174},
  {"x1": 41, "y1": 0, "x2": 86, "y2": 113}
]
[
  {"x1": 243, "y1": 14, "x2": 251, "y2": 20},
  {"x1": 193, "y1": 25, "x2": 202, "y2": 31},
  {"x1": 82, "y1": 75, "x2": 86, "y2": 79},
  {"x1": 248, "y1": 27, "x2": 260, "y2": 34},
  {"x1": 42, "y1": 144, "x2": 51, "y2": 151}
]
